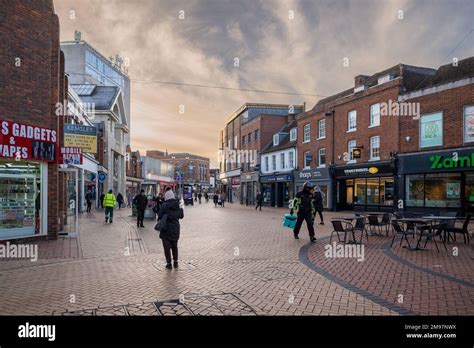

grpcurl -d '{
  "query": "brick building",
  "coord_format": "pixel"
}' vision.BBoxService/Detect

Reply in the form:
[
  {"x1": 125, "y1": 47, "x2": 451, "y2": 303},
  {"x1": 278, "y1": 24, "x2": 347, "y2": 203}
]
[
  {"x1": 0, "y1": 0, "x2": 67, "y2": 240},
  {"x1": 397, "y1": 57, "x2": 474, "y2": 214},
  {"x1": 125, "y1": 146, "x2": 143, "y2": 197},
  {"x1": 219, "y1": 103, "x2": 303, "y2": 203}
]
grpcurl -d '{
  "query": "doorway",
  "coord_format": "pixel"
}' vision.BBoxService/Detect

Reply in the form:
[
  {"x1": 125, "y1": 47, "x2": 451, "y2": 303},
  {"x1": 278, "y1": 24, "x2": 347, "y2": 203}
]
[{"x1": 60, "y1": 168, "x2": 79, "y2": 236}]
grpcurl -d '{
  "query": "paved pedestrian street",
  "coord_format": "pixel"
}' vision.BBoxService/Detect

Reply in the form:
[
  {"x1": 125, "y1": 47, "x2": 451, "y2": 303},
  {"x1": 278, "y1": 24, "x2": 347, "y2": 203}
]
[{"x1": 0, "y1": 203, "x2": 473, "y2": 316}]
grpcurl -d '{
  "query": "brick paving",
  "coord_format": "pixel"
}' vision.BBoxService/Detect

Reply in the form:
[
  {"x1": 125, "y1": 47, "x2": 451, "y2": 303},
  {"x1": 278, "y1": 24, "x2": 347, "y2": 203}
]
[{"x1": 0, "y1": 203, "x2": 472, "y2": 316}]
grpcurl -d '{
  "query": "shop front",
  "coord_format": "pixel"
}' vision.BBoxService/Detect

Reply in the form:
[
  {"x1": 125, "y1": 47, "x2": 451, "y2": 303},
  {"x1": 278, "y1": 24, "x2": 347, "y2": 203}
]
[
  {"x1": 398, "y1": 147, "x2": 474, "y2": 214},
  {"x1": 260, "y1": 173, "x2": 294, "y2": 207},
  {"x1": 333, "y1": 161, "x2": 396, "y2": 211},
  {"x1": 230, "y1": 176, "x2": 241, "y2": 203},
  {"x1": 241, "y1": 172, "x2": 259, "y2": 205},
  {"x1": 294, "y1": 168, "x2": 332, "y2": 210}
]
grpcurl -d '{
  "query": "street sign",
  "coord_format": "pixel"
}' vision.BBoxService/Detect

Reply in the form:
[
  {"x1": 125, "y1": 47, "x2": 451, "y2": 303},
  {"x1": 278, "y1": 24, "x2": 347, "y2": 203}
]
[{"x1": 98, "y1": 171, "x2": 107, "y2": 183}]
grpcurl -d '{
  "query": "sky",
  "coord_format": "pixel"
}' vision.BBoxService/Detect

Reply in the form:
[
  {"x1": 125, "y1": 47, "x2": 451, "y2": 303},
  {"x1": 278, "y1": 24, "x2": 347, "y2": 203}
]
[{"x1": 54, "y1": 0, "x2": 474, "y2": 167}]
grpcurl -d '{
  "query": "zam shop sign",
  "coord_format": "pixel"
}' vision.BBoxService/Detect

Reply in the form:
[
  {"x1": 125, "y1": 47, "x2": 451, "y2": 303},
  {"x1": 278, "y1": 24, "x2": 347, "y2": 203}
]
[
  {"x1": 0, "y1": 120, "x2": 57, "y2": 162},
  {"x1": 430, "y1": 152, "x2": 474, "y2": 169}
]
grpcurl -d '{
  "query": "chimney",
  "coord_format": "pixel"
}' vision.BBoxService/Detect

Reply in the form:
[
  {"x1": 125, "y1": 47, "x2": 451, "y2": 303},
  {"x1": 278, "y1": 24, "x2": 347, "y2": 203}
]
[
  {"x1": 354, "y1": 74, "x2": 370, "y2": 87},
  {"x1": 74, "y1": 30, "x2": 82, "y2": 42}
]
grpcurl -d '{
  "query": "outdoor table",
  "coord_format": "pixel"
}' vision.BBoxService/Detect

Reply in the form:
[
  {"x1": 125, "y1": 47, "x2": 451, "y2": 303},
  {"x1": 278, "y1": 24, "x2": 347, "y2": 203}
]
[
  {"x1": 335, "y1": 215, "x2": 364, "y2": 221},
  {"x1": 394, "y1": 218, "x2": 433, "y2": 251},
  {"x1": 331, "y1": 218, "x2": 363, "y2": 244}
]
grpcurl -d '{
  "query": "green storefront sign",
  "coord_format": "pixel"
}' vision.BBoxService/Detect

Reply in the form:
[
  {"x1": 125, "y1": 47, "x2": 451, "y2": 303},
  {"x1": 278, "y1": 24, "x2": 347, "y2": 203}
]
[{"x1": 430, "y1": 153, "x2": 474, "y2": 170}]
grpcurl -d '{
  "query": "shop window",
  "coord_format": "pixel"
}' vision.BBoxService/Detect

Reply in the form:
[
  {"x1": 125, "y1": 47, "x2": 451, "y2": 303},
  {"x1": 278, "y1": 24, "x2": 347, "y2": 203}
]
[
  {"x1": 354, "y1": 178, "x2": 367, "y2": 204},
  {"x1": 370, "y1": 104, "x2": 380, "y2": 127},
  {"x1": 348, "y1": 110, "x2": 357, "y2": 131},
  {"x1": 318, "y1": 119, "x2": 326, "y2": 138},
  {"x1": 420, "y1": 112, "x2": 443, "y2": 148},
  {"x1": 406, "y1": 174, "x2": 424, "y2": 207},
  {"x1": 380, "y1": 177, "x2": 394, "y2": 206},
  {"x1": 425, "y1": 173, "x2": 461, "y2": 208},
  {"x1": 366, "y1": 178, "x2": 380, "y2": 205}
]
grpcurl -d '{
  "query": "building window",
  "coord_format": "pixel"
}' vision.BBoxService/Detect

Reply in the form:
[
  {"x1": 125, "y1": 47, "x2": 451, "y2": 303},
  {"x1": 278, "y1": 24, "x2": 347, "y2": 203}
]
[
  {"x1": 348, "y1": 110, "x2": 357, "y2": 131},
  {"x1": 254, "y1": 129, "x2": 259, "y2": 141},
  {"x1": 290, "y1": 128, "x2": 297, "y2": 141},
  {"x1": 348, "y1": 140, "x2": 356, "y2": 161},
  {"x1": 370, "y1": 104, "x2": 380, "y2": 127},
  {"x1": 265, "y1": 156, "x2": 269, "y2": 172},
  {"x1": 318, "y1": 119, "x2": 326, "y2": 138},
  {"x1": 248, "y1": 133, "x2": 252, "y2": 144},
  {"x1": 273, "y1": 134, "x2": 279, "y2": 146},
  {"x1": 370, "y1": 136, "x2": 380, "y2": 160},
  {"x1": 464, "y1": 105, "x2": 474, "y2": 143},
  {"x1": 272, "y1": 155, "x2": 276, "y2": 171},
  {"x1": 241, "y1": 136, "x2": 245, "y2": 146},
  {"x1": 406, "y1": 173, "x2": 461, "y2": 208},
  {"x1": 289, "y1": 151, "x2": 294, "y2": 168},
  {"x1": 234, "y1": 135, "x2": 238, "y2": 149},
  {"x1": 281, "y1": 153, "x2": 285, "y2": 169},
  {"x1": 420, "y1": 112, "x2": 443, "y2": 148},
  {"x1": 319, "y1": 148, "x2": 326, "y2": 166},
  {"x1": 304, "y1": 151, "x2": 312, "y2": 169},
  {"x1": 303, "y1": 124, "x2": 310, "y2": 143}
]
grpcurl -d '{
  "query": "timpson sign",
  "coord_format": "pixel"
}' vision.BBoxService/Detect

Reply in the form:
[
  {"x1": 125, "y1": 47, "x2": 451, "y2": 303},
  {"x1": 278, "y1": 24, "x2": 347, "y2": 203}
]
[{"x1": 0, "y1": 120, "x2": 57, "y2": 162}]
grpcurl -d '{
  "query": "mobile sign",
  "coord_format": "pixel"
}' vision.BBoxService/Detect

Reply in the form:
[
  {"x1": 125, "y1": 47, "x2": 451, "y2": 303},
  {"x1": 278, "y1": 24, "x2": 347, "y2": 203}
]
[
  {"x1": 64, "y1": 124, "x2": 97, "y2": 154},
  {"x1": 0, "y1": 120, "x2": 57, "y2": 162},
  {"x1": 60, "y1": 147, "x2": 83, "y2": 165}
]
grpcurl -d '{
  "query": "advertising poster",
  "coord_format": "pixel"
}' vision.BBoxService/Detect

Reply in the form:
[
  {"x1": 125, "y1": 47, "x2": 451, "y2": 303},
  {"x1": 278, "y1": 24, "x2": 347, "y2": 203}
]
[{"x1": 64, "y1": 124, "x2": 97, "y2": 154}]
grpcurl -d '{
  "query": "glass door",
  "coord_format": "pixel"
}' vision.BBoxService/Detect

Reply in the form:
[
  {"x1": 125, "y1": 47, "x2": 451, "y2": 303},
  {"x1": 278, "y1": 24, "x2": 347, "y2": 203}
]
[{"x1": 60, "y1": 168, "x2": 79, "y2": 235}]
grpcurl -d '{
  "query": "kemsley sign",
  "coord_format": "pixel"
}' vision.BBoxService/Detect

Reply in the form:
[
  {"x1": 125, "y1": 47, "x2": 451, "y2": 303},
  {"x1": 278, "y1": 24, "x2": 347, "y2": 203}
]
[{"x1": 430, "y1": 153, "x2": 474, "y2": 169}]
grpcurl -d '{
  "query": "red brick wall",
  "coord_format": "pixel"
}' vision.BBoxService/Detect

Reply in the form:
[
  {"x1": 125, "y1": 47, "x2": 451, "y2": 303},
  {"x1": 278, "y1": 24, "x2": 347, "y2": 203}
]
[
  {"x1": 399, "y1": 83, "x2": 474, "y2": 153},
  {"x1": 0, "y1": 0, "x2": 64, "y2": 238}
]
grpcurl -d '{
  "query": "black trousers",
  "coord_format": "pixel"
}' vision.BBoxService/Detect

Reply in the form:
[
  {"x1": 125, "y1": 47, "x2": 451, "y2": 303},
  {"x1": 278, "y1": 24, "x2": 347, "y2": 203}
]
[
  {"x1": 162, "y1": 239, "x2": 178, "y2": 263},
  {"x1": 86, "y1": 202, "x2": 92, "y2": 212},
  {"x1": 137, "y1": 209, "x2": 145, "y2": 226},
  {"x1": 255, "y1": 202, "x2": 262, "y2": 210},
  {"x1": 293, "y1": 212, "x2": 315, "y2": 238},
  {"x1": 316, "y1": 210, "x2": 324, "y2": 222}
]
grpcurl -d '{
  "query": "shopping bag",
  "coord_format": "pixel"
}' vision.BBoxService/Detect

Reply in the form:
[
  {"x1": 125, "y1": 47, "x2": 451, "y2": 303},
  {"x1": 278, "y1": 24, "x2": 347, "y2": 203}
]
[{"x1": 282, "y1": 214, "x2": 297, "y2": 229}]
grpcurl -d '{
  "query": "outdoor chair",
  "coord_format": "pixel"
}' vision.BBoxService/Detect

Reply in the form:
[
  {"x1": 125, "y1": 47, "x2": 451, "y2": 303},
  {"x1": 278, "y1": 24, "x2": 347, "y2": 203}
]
[
  {"x1": 446, "y1": 214, "x2": 471, "y2": 244},
  {"x1": 440, "y1": 212, "x2": 457, "y2": 241},
  {"x1": 422, "y1": 223, "x2": 448, "y2": 252},
  {"x1": 367, "y1": 215, "x2": 383, "y2": 235},
  {"x1": 353, "y1": 217, "x2": 369, "y2": 243},
  {"x1": 380, "y1": 213, "x2": 392, "y2": 236},
  {"x1": 330, "y1": 219, "x2": 355, "y2": 244},
  {"x1": 390, "y1": 220, "x2": 414, "y2": 248}
]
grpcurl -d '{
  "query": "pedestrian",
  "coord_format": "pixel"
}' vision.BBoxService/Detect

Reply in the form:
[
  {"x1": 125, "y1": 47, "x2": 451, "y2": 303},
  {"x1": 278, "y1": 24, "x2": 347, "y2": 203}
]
[
  {"x1": 313, "y1": 186, "x2": 325, "y2": 225},
  {"x1": 103, "y1": 189, "x2": 116, "y2": 223},
  {"x1": 213, "y1": 193, "x2": 218, "y2": 207},
  {"x1": 158, "y1": 189, "x2": 184, "y2": 269},
  {"x1": 133, "y1": 189, "x2": 148, "y2": 228},
  {"x1": 198, "y1": 192, "x2": 202, "y2": 204},
  {"x1": 126, "y1": 190, "x2": 133, "y2": 208},
  {"x1": 117, "y1": 193, "x2": 124, "y2": 209},
  {"x1": 85, "y1": 190, "x2": 93, "y2": 213},
  {"x1": 204, "y1": 192, "x2": 209, "y2": 203},
  {"x1": 220, "y1": 191, "x2": 226, "y2": 208},
  {"x1": 153, "y1": 193, "x2": 164, "y2": 220},
  {"x1": 290, "y1": 181, "x2": 316, "y2": 242},
  {"x1": 99, "y1": 193, "x2": 105, "y2": 209},
  {"x1": 255, "y1": 191, "x2": 263, "y2": 211}
]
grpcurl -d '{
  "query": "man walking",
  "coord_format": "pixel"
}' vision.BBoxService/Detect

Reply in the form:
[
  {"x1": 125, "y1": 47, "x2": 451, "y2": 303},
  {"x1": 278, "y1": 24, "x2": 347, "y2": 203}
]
[
  {"x1": 133, "y1": 189, "x2": 148, "y2": 228},
  {"x1": 85, "y1": 190, "x2": 93, "y2": 213},
  {"x1": 290, "y1": 181, "x2": 316, "y2": 242},
  {"x1": 103, "y1": 189, "x2": 116, "y2": 223},
  {"x1": 313, "y1": 186, "x2": 325, "y2": 225},
  {"x1": 255, "y1": 191, "x2": 263, "y2": 211}
]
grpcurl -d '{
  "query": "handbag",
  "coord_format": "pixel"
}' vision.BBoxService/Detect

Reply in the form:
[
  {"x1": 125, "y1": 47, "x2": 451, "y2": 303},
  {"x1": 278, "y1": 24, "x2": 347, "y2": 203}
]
[
  {"x1": 154, "y1": 214, "x2": 168, "y2": 231},
  {"x1": 282, "y1": 214, "x2": 297, "y2": 229}
]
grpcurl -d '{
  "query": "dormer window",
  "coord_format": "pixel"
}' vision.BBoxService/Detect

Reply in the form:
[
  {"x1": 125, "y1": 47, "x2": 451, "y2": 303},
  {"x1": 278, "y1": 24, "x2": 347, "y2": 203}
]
[
  {"x1": 290, "y1": 128, "x2": 297, "y2": 141},
  {"x1": 273, "y1": 134, "x2": 279, "y2": 146},
  {"x1": 378, "y1": 74, "x2": 394, "y2": 85}
]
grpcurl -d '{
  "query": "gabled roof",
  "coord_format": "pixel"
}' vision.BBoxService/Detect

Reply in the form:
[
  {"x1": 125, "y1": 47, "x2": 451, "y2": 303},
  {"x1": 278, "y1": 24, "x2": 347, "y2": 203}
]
[
  {"x1": 423, "y1": 56, "x2": 474, "y2": 88},
  {"x1": 261, "y1": 120, "x2": 297, "y2": 154},
  {"x1": 70, "y1": 84, "x2": 120, "y2": 111}
]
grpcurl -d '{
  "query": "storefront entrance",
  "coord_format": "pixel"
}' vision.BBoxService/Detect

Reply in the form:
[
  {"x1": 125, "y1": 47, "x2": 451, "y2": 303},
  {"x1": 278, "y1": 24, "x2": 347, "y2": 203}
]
[{"x1": 59, "y1": 168, "x2": 79, "y2": 236}]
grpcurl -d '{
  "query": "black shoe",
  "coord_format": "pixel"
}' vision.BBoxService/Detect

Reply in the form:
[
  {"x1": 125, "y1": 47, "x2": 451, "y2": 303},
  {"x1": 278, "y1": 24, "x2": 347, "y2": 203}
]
[
  {"x1": 310, "y1": 237, "x2": 317, "y2": 242},
  {"x1": 105, "y1": 218, "x2": 108, "y2": 223},
  {"x1": 109, "y1": 220, "x2": 113, "y2": 223},
  {"x1": 173, "y1": 261, "x2": 179, "y2": 268},
  {"x1": 294, "y1": 234, "x2": 299, "y2": 239},
  {"x1": 165, "y1": 263, "x2": 172, "y2": 270},
  {"x1": 140, "y1": 224, "x2": 144, "y2": 228}
]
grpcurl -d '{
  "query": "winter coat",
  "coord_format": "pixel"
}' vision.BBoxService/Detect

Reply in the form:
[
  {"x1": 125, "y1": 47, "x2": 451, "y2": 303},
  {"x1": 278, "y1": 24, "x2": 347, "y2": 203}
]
[
  {"x1": 158, "y1": 198, "x2": 184, "y2": 241},
  {"x1": 117, "y1": 193, "x2": 124, "y2": 204},
  {"x1": 291, "y1": 190, "x2": 315, "y2": 216},
  {"x1": 313, "y1": 191, "x2": 324, "y2": 211},
  {"x1": 134, "y1": 194, "x2": 148, "y2": 210},
  {"x1": 213, "y1": 195, "x2": 218, "y2": 203},
  {"x1": 256, "y1": 193, "x2": 263, "y2": 203}
]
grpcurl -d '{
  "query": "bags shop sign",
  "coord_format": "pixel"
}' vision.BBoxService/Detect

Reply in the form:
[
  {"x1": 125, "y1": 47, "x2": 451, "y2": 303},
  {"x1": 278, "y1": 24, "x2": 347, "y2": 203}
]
[{"x1": 0, "y1": 120, "x2": 57, "y2": 162}]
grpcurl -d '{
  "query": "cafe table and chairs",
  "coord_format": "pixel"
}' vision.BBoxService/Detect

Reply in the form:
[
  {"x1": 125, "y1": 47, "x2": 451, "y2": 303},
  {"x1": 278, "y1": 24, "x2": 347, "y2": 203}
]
[{"x1": 393, "y1": 217, "x2": 433, "y2": 251}]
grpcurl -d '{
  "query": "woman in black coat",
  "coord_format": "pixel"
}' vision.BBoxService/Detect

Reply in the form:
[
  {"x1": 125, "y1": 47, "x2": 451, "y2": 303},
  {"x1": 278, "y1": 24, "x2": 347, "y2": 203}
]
[
  {"x1": 158, "y1": 190, "x2": 184, "y2": 269},
  {"x1": 312, "y1": 186, "x2": 325, "y2": 225}
]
